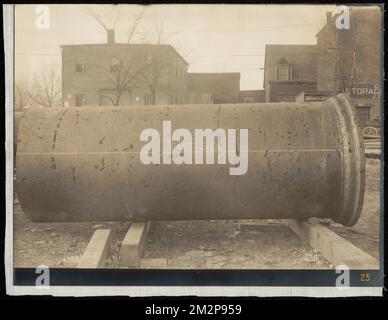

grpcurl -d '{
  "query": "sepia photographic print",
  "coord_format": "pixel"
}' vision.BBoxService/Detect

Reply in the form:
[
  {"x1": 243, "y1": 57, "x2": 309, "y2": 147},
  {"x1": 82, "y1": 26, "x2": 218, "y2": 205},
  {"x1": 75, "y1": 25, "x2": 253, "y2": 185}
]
[{"x1": 4, "y1": 3, "x2": 384, "y2": 297}]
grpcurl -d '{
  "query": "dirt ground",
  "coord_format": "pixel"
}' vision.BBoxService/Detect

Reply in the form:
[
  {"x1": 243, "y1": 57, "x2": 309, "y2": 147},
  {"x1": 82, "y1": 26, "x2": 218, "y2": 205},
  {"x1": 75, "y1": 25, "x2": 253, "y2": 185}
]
[
  {"x1": 141, "y1": 220, "x2": 332, "y2": 269},
  {"x1": 13, "y1": 159, "x2": 381, "y2": 269},
  {"x1": 328, "y1": 158, "x2": 381, "y2": 260}
]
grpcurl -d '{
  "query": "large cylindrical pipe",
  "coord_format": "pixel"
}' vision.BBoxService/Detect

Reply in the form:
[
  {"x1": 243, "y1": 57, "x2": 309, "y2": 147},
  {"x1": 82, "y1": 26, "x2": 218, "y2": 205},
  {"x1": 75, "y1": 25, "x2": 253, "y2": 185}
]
[{"x1": 16, "y1": 94, "x2": 365, "y2": 225}]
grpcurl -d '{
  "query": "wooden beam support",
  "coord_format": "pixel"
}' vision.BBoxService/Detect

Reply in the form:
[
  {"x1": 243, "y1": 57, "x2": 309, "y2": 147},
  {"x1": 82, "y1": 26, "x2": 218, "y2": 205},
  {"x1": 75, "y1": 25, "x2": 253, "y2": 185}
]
[
  {"x1": 289, "y1": 220, "x2": 379, "y2": 269},
  {"x1": 77, "y1": 229, "x2": 112, "y2": 268},
  {"x1": 119, "y1": 222, "x2": 150, "y2": 268}
]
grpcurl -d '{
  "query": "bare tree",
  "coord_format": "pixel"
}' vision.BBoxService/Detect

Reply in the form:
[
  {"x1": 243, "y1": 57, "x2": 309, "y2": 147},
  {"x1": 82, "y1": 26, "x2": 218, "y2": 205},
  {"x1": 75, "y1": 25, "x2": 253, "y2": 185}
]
[
  {"x1": 333, "y1": 46, "x2": 357, "y2": 94},
  {"x1": 87, "y1": 6, "x2": 148, "y2": 106},
  {"x1": 153, "y1": 14, "x2": 166, "y2": 45},
  {"x1": 15, "y1": 79, "x2": 33, "y2": 111},
  {"x1": 32, "y1": 65, "x2": 62, "y2": 108},
  {"x1": 86, "y1": 5, "x2": 122, "y2": 34},
  {"x1": 126, "y1": 8, "x2": 146, "y2": 43},
  {"x1": 98, "y1": 48, "x2": 145, "y2": 106},
  {"x1": 138, "y1": 47, "x2": 168, "y2": 105},
  {"x1": 318, "y1": 27, "x2": 360, "y2": 96},
  {"x1": 86, "y1": 6, "x2": 188, "y2": 106},
  {"x1": 137, "y1": 14, "x2": 177, "y2": 105}
]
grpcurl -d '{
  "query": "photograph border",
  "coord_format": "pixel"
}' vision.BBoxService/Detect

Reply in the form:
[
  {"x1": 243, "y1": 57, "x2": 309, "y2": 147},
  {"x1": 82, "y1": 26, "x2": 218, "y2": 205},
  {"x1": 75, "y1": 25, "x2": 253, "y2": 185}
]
[{"x1": 4, "y1": 2, "x2": 385, "y2": 297}]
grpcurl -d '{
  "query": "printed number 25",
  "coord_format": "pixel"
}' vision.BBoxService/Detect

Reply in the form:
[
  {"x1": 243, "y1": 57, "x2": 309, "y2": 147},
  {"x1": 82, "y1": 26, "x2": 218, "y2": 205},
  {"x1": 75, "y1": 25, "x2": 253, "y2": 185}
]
[{"x1": 360, "y1": 273, "x2": 371, "y2": 282}]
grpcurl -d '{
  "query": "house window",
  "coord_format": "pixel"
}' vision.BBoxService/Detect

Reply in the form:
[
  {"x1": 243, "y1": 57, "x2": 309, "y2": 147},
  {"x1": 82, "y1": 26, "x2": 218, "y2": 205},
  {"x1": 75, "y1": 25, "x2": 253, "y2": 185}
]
[
  {"x1": 275, "y1": 57, "x2": 292, "y2": 81},
  {"x1": 356, "y1": 106, "x2": 371, "y2": 127},
  {"x1": 278, "y1": 65, "x2": 290, "y2": 81},
  {"x1": 110, "y1": 56, "x2": 119, "y2": 72},
  {"x1": 76, "y1": 57, "x2": 85, "y2": 72},
  {"x1": 75, "y1": 94, "x2": 86, "y2": 107}
]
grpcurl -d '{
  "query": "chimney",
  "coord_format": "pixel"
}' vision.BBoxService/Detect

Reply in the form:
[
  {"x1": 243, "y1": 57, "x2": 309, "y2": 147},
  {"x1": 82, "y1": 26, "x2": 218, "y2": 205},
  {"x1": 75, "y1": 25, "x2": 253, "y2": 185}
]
[
  {"x1": 326, "y1": 12, "x2": 332, "y2": 23},
  {"x1": 107, "y1": 29, "x2": 115, "y2": 45}
]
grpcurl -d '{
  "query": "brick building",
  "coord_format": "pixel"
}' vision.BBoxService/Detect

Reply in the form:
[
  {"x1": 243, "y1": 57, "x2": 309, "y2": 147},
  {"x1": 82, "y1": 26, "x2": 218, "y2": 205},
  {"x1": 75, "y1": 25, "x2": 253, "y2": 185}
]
[
  {"x1": 263, "y1": 45, "x2": 318, "y2": 102},
  {"x1": 316, "y1": 8, "x2": 382, "y2": 126},
  {"x1": 188, "y1": 73, "x2": 240, "y2": 104},
  {"x1": 62, "y1": 30, "x2": 188, "y2": 107}
]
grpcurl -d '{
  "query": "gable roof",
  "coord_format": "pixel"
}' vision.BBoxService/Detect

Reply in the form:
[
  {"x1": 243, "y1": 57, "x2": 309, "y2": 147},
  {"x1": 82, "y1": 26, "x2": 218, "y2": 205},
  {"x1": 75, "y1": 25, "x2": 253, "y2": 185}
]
[
  {"x1": 277, "y1": 57, "x2": 290, "y2": 65},
  {"x1": 61, "y1": 43, "x2": 189, "y2": 66},
  {"x1": 263, "y1": 44, "x2": 318, "y2": 86}
]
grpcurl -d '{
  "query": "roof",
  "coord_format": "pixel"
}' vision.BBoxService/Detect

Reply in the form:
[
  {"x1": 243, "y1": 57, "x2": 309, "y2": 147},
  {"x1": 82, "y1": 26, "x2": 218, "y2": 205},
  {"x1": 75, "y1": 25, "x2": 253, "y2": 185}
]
[
  {"x1": 263, "y1": 44, "x2": 318, "y2": 87},
  {"x1": 61, "y1": 43, "x2": 189, "y2": 66},
  {"x1": 277, "y1": 57, "x2": 290, "y2": 65},
  {"x1": 188, "y1": 72, "x2": 241, "y2": 78},
  {"x1": 298, "y1": 90, "x2": 331, "y2": 95},
  {"x1": 188, "y1": 73, "x2": 241, "y2": 100},
  {"x1": 239, "y1": 90, "x2": 265, "y2": 96},
  {"x1": 239, "y1": 89, "x2": 265, "y2": 94},
  {"x1": 315, "y1": 12, "x2": 340, "y2": 38},
  {"x1": 268, "y1": 80, "x2": 316, "y2": 84},
  {"x1": 239, "y1": 90, "x2": 265, "y2": 101},
  {"x1": 264, "y1": 44, "x2": 317, "y2": 55}
]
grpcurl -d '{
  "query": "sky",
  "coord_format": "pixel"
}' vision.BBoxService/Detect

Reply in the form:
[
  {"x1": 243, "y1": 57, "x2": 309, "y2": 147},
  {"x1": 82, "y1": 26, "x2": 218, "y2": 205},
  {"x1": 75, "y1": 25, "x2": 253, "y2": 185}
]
[{"x1": 15, "y1": 4, "x2": 337, "y2": 90}]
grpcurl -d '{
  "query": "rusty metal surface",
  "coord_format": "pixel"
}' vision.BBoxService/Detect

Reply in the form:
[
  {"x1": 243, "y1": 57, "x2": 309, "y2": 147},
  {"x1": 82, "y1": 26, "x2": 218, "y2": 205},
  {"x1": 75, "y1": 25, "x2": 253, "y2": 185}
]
[{"x1": 16, "y1": 94, "x2": 365, "y2": 225}]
